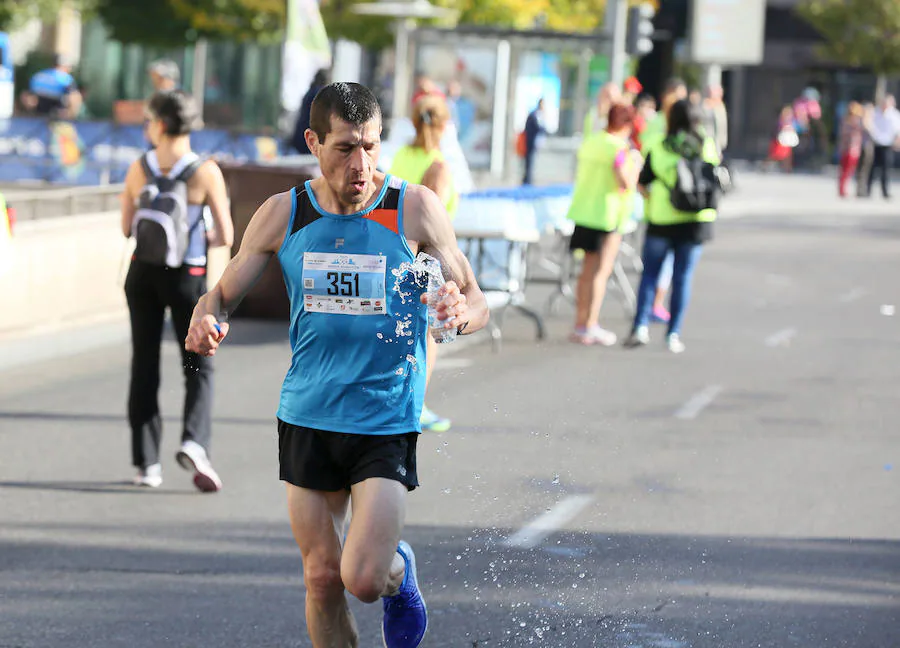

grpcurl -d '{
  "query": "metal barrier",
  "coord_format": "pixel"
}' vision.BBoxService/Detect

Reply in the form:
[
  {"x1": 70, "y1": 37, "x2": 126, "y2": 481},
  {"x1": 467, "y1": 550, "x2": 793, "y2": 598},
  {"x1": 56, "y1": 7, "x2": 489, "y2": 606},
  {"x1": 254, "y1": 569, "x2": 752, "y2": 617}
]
[{"x1": 3, "y1": 183, "x2": 124, "y2": 221}]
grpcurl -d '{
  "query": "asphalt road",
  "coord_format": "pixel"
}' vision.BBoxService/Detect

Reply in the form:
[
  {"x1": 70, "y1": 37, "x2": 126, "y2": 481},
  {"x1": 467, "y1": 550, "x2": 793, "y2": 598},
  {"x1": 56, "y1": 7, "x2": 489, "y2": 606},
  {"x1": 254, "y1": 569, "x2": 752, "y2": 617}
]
[{"x1": 1, "y1": 195, "x2": 899, "y2": 647}]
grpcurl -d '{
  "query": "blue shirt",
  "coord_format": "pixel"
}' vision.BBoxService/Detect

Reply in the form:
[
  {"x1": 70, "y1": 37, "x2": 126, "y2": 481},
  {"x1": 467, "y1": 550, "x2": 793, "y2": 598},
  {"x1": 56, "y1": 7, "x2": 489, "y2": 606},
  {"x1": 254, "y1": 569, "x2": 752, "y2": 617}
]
[
  {"x1": 29, "y1": 68, "x2": 76, "y2": 114},
  {"x1": 276, "y1": 175, "x2": 428, "y2": 435}
]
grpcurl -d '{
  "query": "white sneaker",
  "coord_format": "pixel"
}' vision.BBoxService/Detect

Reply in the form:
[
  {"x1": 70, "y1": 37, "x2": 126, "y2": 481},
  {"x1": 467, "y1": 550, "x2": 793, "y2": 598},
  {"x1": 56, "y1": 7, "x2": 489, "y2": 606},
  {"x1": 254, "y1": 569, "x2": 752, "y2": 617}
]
[
  {"x1": 666, "y1": 333, "x2": 686, "y2": 354},
  {"x1": 586, "y1": 326, "x2": 617, "y2": 346},
  {"x1": 625, "y1": 326, "x2": 650, "y2": 348},
  {"x1": 176, "y1": 441, "x2": 223, "y2": 493},
  {"x1": 133, "y1": 463, "x2": 162, "y2": 488}
]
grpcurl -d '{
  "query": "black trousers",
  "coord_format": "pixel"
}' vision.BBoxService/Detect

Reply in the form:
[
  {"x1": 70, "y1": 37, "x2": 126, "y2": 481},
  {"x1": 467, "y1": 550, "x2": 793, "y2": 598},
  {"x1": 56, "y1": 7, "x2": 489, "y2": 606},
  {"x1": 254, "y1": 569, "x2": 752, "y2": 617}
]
[
  {"x1": 867, "y1": 145, "x2": 894, "y2": 198},
  {"x1": 125, "y1": 260, "x2": 213, "y2": 468},
  {"x1": 523, "y1": 147, "x2": 536, "y2": 185}
]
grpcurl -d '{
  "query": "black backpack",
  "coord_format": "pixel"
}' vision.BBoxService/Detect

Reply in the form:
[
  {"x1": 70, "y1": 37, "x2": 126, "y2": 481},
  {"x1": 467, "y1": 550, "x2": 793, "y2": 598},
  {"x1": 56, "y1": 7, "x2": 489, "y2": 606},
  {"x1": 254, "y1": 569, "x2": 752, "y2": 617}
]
[
  {"x1": 667, "y1": 152, "x2": 730, "y2": 213},
  {"x1": 132, "y1": 153, "x2": 203, "y2": 268}
]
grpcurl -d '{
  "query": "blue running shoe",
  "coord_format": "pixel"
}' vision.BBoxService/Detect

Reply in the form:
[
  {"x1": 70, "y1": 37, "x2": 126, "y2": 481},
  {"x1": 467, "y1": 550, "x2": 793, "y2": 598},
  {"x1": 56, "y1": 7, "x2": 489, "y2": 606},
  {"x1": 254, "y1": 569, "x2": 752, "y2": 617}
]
[
  {"x1": 420, "y1": 405, "x2": 451, "y2": 433},
  {"x1": 382, "y1": 541, "x2": 427, "y2": 648}
]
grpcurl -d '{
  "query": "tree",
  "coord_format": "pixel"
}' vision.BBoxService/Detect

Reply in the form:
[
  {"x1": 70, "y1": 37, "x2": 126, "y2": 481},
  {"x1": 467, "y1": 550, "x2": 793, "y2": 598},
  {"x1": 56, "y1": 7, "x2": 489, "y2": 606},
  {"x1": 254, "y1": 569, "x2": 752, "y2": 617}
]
[
  {"x1": 0, "y1": 0, "x2": 88, "y2": 32},
  {"x1": 93, "y1": 0, "x2": 285, "y2": 47},
  {"x1": 797, "y1": 0, "x2": 900, "y2": 99},
  {"x1": 320, "y1": 0, "x2": 608, "y2": 52}
]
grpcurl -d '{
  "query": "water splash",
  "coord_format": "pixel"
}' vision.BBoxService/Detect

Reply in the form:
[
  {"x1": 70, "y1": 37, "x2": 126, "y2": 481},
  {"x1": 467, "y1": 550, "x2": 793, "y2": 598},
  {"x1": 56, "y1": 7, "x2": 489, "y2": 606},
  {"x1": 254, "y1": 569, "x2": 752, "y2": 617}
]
[
  {"x1": 395, "y1": 320, "x2": 412, "y2": 337},
  {"x1": 391, "y1": 252, "x2": 443, "y2": 305}
]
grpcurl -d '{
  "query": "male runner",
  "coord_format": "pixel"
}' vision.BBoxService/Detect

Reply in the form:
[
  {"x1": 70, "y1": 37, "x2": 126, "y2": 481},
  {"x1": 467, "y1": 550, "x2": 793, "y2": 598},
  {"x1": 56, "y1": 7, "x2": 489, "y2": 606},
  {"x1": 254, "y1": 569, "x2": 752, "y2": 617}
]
[{"x1": 185, "y1": 82, "x2": 489, "y2": 647}]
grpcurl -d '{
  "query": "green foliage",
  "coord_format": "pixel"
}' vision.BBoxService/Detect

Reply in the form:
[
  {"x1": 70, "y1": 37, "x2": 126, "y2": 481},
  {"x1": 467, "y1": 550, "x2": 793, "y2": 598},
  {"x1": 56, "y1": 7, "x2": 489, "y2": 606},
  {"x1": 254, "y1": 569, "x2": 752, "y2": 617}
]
[
  {"x1": 319, "y1": 0, "x2": 403, "y2": 50},
  {"x1": 433, "y1": 0, "x2": 606, "y2": 32},
  {"x1": 797, "y1": 0, "x2": 900, "y2": 75},
  {"x1": 93, "y1": 0, "x2": 284, "y2": 47},
  {"x1": 319, "y1": 0, "x2": 609, "y2": 52},
  {"x1": 0, "y1": 0, "x2": 87, "y2": 32}
]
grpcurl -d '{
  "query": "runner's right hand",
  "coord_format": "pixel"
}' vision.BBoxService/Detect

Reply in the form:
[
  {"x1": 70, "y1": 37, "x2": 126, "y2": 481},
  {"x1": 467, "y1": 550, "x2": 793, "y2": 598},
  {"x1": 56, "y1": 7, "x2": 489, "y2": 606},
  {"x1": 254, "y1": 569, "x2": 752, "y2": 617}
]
[{"x1": 185, "y1": 314, "x2": 228, "y2": 356}]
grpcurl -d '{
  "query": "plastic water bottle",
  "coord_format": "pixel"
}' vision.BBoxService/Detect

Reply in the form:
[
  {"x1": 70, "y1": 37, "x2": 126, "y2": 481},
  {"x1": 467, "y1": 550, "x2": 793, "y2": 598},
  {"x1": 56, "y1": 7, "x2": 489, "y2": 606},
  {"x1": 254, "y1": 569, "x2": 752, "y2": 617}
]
[{"x1": 419, "y1": 253, "x2": 457, "y2": 344}]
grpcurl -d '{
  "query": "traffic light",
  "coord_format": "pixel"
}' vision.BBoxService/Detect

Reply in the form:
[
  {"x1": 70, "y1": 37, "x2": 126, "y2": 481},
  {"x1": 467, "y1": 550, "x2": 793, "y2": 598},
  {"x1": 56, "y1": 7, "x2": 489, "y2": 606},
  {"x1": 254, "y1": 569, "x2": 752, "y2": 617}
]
[{"x1": 626, "y1": 3, "x2": 656, "y2": 57}]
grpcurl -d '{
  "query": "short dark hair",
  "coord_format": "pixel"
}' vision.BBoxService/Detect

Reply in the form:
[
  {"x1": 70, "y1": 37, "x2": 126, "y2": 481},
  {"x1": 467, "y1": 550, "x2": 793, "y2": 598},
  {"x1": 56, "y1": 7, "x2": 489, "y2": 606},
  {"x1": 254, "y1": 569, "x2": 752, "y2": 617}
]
[
  {"x1": 309, "y1": 82, "x2": 382, "y2": 143},
  {"x1": 664, "y1": 77, "x2": 686, "y2": 95},
  {"x1": 148, "y1": 90, "x2": 200, "y2": 136}
]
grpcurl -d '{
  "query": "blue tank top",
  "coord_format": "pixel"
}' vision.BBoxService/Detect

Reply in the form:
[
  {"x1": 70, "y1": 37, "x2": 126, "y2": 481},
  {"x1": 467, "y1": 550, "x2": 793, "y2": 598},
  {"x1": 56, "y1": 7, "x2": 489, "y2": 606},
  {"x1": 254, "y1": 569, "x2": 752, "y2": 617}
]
[{"x1": 276, "y1": 175, "x2": 427, "y2": 435}]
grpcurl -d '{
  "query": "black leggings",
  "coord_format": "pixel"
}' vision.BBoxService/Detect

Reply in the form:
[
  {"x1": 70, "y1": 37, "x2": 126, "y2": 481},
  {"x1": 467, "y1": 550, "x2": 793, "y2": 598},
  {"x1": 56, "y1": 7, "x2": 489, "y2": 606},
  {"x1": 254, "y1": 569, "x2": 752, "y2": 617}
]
[{"x1": 124, "y1": 260, "x2": 213, "y2": 468}]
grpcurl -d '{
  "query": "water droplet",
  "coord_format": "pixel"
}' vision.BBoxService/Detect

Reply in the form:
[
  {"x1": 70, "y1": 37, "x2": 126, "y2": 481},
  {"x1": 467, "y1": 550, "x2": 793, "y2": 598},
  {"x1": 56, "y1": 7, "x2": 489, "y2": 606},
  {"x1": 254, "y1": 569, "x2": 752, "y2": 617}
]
[
  {"x1": 551, "y1": 475, "x2": 560, "y2": 485},
  {"x1": 376, "y1": 332, "x2": 384, "y2": 339}
]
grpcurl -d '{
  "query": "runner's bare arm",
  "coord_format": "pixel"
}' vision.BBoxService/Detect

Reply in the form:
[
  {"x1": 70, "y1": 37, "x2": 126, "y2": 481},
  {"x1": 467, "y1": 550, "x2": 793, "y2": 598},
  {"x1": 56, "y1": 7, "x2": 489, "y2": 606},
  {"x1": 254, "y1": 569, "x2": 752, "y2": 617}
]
[
  {"x1": 119, "y1": 161, "x2": 143, "y2": 238},
  {"x1": 198, "y1": 161, "x2": 234, "y2": 248},
  {"x1": 186, "y1": 191, "x2": 292, "y2": 355},
  {"x1": 403, "y1": 185, "x2": 489, "y2": 334}
]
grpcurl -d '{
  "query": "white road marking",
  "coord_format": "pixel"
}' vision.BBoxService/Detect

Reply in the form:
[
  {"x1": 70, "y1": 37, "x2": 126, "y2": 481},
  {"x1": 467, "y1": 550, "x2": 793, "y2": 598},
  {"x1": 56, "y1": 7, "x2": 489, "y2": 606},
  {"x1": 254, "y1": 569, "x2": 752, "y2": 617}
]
[
  {"x1": 504, "y1": 495, "x2": 594, "y2": 549},
  {"x1": 764, "y1": 327, "x2": 798, "y2": 348},
  {"x1": 434, "y1": 358, "x2": 474, "y2": 371},
  {"x1": 674, "y1": 385, "x2": 723, "y2": 420},
  {"x1": 839, "y1": 287, "x2": 867, "y2": 303}
]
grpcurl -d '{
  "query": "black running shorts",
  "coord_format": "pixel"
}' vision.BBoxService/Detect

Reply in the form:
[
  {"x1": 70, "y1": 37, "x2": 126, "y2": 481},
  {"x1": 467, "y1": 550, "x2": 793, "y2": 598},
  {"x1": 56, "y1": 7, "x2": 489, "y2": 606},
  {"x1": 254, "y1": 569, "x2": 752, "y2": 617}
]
[
  {"x1": 278, "y1": 419, "x2": 419, "y2": 492},
  {"x1": 569, "y1": 224, "x2": 616, "y2": 253}
]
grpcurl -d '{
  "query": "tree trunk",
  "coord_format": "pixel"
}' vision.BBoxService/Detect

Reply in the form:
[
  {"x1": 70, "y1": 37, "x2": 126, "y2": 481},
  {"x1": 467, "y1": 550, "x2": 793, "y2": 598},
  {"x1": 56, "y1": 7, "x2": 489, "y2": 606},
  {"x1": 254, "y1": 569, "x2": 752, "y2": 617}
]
[{"x1": 875, "y1": 73, "x2": 887, "y2": 103}]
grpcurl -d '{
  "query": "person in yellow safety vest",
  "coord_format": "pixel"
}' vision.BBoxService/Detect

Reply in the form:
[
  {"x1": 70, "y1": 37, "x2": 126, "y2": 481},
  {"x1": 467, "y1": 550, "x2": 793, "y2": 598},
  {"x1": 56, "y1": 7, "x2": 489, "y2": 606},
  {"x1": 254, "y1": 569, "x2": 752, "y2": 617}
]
[
  {"x1": 637, "y1": 77, "x2": 688, "y2": 326},
  {"x1": 583, "y1": 82, "x2": 622, "y2": 137},
  {"x1": 640, "y1": 77, "x2": 687, "y2": 154},
  {"x1": 625, "y1": 99, "x2": 721, "y2": 354},
  {"x1": 388, "y1": 93, "x2": 458, "y2": 433},
  {"x1": 566, "y1": 103, "x2": 642, "y2": 346}
]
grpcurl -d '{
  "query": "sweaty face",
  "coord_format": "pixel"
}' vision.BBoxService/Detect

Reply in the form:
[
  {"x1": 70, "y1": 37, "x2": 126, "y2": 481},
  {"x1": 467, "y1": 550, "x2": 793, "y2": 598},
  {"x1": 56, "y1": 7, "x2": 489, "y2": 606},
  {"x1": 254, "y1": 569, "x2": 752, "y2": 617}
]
[{"x1": 314, "y1": 116, "x2": 381, "y2": 208}]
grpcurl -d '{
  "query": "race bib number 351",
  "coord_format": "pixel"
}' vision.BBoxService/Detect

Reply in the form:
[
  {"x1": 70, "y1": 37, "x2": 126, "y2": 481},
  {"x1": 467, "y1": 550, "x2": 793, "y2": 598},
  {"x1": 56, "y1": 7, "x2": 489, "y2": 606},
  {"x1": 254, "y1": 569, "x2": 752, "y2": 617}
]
[{"x1": 302, "y1": 252, "x2": 387, "y2": 315}]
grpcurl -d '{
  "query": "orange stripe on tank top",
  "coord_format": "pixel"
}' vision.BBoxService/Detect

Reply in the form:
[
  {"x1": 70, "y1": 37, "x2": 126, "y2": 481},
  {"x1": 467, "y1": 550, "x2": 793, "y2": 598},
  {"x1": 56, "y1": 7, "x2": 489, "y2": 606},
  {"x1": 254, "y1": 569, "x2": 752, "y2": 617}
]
[{"x1": 363, "y1": 208, "x2": 399, "y2": 234}]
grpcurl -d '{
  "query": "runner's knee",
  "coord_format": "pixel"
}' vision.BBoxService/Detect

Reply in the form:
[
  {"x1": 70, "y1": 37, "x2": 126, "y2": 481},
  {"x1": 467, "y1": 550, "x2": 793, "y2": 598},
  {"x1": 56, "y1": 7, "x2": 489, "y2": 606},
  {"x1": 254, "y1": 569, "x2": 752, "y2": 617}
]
[
  {"x1": 342, "y1": 560, "x2": 389, "y2": 603},
  {"x1": 303, "y1": 557, "x2": 345, "y2": 602}
]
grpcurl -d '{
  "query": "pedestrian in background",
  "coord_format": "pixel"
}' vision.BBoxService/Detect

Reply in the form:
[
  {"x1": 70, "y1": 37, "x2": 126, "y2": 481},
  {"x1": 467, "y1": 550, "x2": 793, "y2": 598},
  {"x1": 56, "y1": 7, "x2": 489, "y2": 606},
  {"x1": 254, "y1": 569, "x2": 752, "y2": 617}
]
[
  {"x1": 584, "y1": 82, "x2": 621, "y2": 136},
  {"x1": 856, "y1": 102, "x2": 876, "y2": 197},
  {"x1": 702, "y1": 83, "x2": 728, "y2": 157},
  {"x1": 837, "y1": 101, "x2": 864, "y2": 198},
  {"x1": 119, "y1": 90, "x2": 233, "y2": 491},
  {"x1": 291, "y1": 69, "x2": 329, "y2": 155},
  {"x1": 626, "y1": 99, "x2": 722, "y2": 354},
  {"x1": 21, "y1": 54, "x2": 82, "y2": 119},
  {"x1": 767, "y1": 105, "x2": 797, "y2": 173},
  {"x1": 866, "y1": 94, "x2": 900, "y2": 199},
  {"x1": 567, "y1": 103, "x2": 641, "y2": 346},
  {"x1": 148, "y1": 59, "x2": 180, "y2": 93},
  {"x1": 522, "y1": 98, "x2": 546, "y2": 185},
  {"x1": 389, "y1": 94, "x2": 458, "y2": 433}
]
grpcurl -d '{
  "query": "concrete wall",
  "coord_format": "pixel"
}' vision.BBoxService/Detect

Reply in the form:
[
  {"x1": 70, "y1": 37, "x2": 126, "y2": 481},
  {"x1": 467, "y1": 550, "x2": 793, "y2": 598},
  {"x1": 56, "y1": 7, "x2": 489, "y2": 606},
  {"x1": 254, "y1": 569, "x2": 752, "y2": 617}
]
[{"x1": 0, "y1": 211, "x2": 230, "y2": 339}]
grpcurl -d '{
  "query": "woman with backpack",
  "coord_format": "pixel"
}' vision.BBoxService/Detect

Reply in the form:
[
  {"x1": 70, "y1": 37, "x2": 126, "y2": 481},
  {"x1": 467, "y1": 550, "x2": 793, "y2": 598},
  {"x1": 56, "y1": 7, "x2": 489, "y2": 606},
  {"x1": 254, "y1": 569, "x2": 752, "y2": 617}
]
[
  {"x1": 624, "y1": 99, "x2": 722, "y2": 354},
  {"x1": 119, "y1": 90, "x2": 233, "y2": 491}
]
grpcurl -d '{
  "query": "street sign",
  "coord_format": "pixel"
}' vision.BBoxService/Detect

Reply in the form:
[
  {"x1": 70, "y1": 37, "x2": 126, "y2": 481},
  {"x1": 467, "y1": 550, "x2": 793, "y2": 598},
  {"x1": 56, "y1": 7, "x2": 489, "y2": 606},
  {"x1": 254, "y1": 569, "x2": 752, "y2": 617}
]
[{"x1": 689, "y1": 0, "x2": 766, "y2": 65}]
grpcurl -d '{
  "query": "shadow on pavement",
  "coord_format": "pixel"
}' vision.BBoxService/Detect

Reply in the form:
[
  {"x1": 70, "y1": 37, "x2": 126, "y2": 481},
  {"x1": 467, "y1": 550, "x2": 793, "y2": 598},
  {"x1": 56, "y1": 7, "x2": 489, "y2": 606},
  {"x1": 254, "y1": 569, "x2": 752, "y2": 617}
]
[
  {"x1": 0, "y1": 480, "x2": 199, "y2": 495},
  {"x1": 0, "y1": 410, "x2": 272, "y2": 428},
  {"x1": 1, "y1": 519, "x2": 898, "y2": 648}
]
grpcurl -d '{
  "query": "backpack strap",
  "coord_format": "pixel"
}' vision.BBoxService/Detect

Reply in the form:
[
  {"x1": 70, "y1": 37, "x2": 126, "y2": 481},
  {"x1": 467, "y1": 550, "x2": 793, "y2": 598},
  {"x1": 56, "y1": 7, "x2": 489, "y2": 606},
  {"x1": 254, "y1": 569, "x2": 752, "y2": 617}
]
[
  {"x1": 139, "y1": 153, "x2": 157, "y2": 181},
  {"x1": 175, "y1": 155, "x2": 203, "y2": 182}
]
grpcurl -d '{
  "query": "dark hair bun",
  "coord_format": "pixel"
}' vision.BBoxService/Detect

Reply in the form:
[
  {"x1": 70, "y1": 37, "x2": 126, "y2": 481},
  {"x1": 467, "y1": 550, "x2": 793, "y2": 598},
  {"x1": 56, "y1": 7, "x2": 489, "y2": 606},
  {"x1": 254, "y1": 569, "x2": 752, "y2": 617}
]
[{"x1": 148, "y1": 90, "x2": 201, "y2": 136}]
